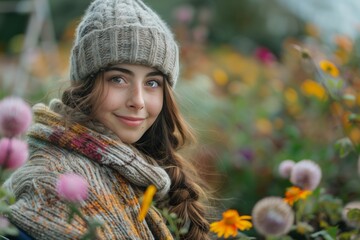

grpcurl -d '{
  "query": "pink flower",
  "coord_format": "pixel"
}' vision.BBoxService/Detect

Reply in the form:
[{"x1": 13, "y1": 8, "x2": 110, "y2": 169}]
[
  {"x1": 278, "y1": 160, "x2": 295, "y2": 178},
  {"x1": 290, "y1": 160, "x2": 322, "y2": 191},
  {"x1": 173, "y1": 5, "x2": 194, "y2": 23},
  {"x1": 252, "y1": 197, "x2": 294, "y2": 237},
  {"x1": 0, "y1": 138, "x2": 28, "y2": 170},
  {"x1": 56, "y1": 173, "x2": 89, "y2": 202},
  {"x1": 0, "y1": 97, "x2": 32, "y2": 137},
  {"x1": 254, "y1": 47, "x2": 276, "y2": 65},
  {"x1": 0, "y1": 216, "x2": 10, "y2": 229}
]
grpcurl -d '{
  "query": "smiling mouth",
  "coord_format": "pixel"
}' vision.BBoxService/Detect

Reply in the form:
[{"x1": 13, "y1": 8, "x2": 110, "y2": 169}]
[{"x1": 115, "y1": 115, "x2": 145, "y2": 127}]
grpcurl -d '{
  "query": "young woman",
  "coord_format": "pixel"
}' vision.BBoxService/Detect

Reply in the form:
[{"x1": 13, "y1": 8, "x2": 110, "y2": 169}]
[{"x1": 4, "y1": 0, "x2": 211, "y2": 239}]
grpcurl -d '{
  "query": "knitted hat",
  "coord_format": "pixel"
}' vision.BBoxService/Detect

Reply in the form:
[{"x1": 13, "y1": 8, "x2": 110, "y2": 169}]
[{"x1": 70, "y1": 0, "x2": 179, "y2": 87}]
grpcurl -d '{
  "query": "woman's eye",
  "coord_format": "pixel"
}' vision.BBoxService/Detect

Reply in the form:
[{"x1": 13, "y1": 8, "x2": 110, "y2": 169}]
[
  {"x1": 146, "y1": 80, "x2": 160, "y2": 88},
  {"x1": 110, "y1": 76, "x2": 125, "y2": 84}
]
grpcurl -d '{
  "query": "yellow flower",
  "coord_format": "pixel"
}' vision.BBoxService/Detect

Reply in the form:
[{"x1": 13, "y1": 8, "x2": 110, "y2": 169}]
[
  {"x1": 213, "y1": 68, "x2": 228, "y2": 86},
  {"x1": 138, "y1": 185, "x2": 157, "y2": 221},
  {"x1": 210, "y1": 209, "x2": 252, "y2": 239},
  {"x1": 349, "y1": 128, "x2": 360, "y2": 146},
  {"x1": 319, "y1": 60, "x2": 339, "y2": 77},
  {"x1": 284, "y1": 88, "x2": 298, "y2": 104},
  {"x1": 255, "y1": 118, "x2": 273, "y2": 136},
  {"x1": 301, "y1": 79, "x2": 327, "y2": 101},
  {"x1": 283, "y1": 186, "x2": 312, "y2": 206}
]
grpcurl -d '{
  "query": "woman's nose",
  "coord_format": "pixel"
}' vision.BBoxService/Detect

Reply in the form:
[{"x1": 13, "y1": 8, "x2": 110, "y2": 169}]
[{"x1": 126, "y1": 84, "x2": 145, "y2": 110}]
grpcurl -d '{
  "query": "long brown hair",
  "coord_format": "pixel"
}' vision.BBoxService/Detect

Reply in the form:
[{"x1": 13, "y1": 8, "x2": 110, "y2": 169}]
[
  {"x1": 62, "y1": 73, "x2": 211, "y2": 239},
  {"x1": 135, "y1": 81, "x2": 211, "y2": 239}
]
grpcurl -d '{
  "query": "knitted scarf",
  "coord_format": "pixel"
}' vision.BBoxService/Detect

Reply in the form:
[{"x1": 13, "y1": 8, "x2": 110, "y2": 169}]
[{"x1": 3, "y1": 99, "x2": 173, "y2": 240}]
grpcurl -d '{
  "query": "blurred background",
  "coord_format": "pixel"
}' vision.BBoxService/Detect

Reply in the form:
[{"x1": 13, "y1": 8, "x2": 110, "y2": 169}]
[{"x1": 1, "y1": 0, "x2": 360, "y2": 238}]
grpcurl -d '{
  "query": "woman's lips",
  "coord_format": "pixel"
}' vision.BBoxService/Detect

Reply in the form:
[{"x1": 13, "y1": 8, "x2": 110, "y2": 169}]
[{"x1": 116, "y1": 115, "x2": 145, "y2": 127}]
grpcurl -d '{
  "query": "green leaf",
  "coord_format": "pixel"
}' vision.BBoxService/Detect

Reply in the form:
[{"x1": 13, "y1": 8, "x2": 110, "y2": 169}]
[
  {"x1": 325, "y1": 226, "x2": 338, "y2": 238},
  {"x1": 311, "y1": 230, "x2": 335, "y2": 240},
  {"x1": 334, "y1": 138, "x2": 354, "y2": 158}
]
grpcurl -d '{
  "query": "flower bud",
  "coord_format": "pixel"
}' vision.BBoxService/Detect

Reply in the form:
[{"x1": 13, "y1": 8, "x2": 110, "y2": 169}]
[
  {"x1": 290, "y1": 160, "x2": 321, "y2": 190},
  {"x1": 0, "y1": 138, "x2": 28, "y2": 170},
  {"x1": 278, "y1": 160, "x2": 295, "y2": 178},
  {"x1": 56, "y1": 173, "x2": 89, "y2": 203},
  {"x1": 0, "y1": 97, "x2": 32, "y2": 137},
  {"x1": 252, "y1": 197, "x2": 294, "y2": 237},
  {"x1": 342, "y1": 201, "x2": 360, "y2": 228}
]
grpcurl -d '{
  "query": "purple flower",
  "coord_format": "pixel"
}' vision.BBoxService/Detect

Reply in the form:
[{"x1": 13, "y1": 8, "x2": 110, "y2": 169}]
[
  {"x1": 0, "y1": 138, "x2": 28, "y2": 170},
  {"x1": 278, "y1": 160, "x2": 295, "y2": 178},
  {"x1": 0, "y1": 97, "x2": 32, "y2": 137},
  {"x1": 56, "y1": 173, "x2": 89, "y2": 202},
  {"x1": 290, "y1": 160, "x2": 322, "y2": 191}
]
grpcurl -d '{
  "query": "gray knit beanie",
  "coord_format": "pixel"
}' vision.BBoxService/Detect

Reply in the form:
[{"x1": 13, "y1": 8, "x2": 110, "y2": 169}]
[{"x1": 70, "y1": 0, "x2": 179, "y2": 87}]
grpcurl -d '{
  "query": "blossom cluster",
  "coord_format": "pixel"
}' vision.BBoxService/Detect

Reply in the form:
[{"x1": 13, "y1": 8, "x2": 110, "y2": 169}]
[
  {"x1": 0, "y1": 96, "x2": 94, "y2": 238},
  {"x1": 0, "y1": 96, "x2": 32, "y2": 236}
]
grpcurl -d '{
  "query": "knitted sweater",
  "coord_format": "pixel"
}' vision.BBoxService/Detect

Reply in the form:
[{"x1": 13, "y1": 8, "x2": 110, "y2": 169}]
[{"x1": 3, "y1": 99, "x2": 173, "y2": 240}]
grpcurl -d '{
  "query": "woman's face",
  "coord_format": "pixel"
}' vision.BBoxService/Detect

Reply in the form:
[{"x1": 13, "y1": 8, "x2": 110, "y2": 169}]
[{"x1": 93, "y1": 63, "x2": 164, "y2": 143}]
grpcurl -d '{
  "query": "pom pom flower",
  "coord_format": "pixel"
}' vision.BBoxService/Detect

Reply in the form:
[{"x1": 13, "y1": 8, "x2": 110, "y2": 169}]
[
  {"x1": 278, "y1": 159, "x2": 295, "y2": 178},
  {"x1": 0, "y1": 97, "x2": 32, "y2": 138},
  {"x1": 290, "y1": 160, "x2": 322, "y2": 190},
  {"x1": 56, "y1": 173, "x2": 89, "y2": 203},
  {"x1": 0, "y1": 138, "x2": 28, "y2": 170},
  {"x1": 252, "y1": 197, "x2": 294, "y2": 237},
  {"x1": 210, "y1": 209, "x2": 252, "y2": 239},
  {"x1": 342, "y1": 201, "x2": 360, "y2": 228}
]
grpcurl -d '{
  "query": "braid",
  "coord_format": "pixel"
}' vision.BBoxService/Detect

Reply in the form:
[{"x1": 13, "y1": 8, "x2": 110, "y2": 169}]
[
  {"x1": 135, "y1": 81, "x2": 211, "y2": 239},
  {"x1": 166, "y1": 156, "x2": 210, "y2": 239}
]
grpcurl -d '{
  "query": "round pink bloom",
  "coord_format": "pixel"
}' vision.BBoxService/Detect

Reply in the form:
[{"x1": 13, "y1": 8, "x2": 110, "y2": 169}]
[
  {"x1": 278, "y1": 160, "x2": 295, "y2": 178},
  {"x1": 0, "y1": 138, "x2": 28, "y2": 170},
  {"x1": 252, "y1": 197, "x2": 294, "y2": 237},
  {"x1": 0, "y1": 97, "x2": 32, "y2": 137},
  {"x1": 173, "y1": 5, "x2": 194, "y2": 23},
  {"x1": 254, "y1": 47, "x2": 276, "y2": 65},
  {"x1": 290, "y1": 160, "x2": 322, "y2": 190},
  {"x1": 56, "y1": 173, "x2": 89, "y2": 202},
  {"x1": 0, "y1": 216, "x2": 10, "y2": 229}
]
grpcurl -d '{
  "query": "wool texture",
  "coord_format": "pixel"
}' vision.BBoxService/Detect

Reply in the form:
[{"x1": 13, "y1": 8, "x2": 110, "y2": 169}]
[
  {"x1": 3, "y1": 99, "x2": 173, "y2": 240},
  {"x1": 70, "y1": 0, "x2": 179, "y2": 87}
]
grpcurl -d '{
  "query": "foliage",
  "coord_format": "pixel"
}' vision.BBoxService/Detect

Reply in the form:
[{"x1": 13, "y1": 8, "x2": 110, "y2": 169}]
[{"x1": 1, "y1": 1, "x2": 360, "y2": 239}]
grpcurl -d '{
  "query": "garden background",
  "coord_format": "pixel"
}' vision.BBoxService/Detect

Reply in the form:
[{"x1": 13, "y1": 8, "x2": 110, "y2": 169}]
[{"x1": 1, "y1": 0, "x2": 360, "y2": 238}]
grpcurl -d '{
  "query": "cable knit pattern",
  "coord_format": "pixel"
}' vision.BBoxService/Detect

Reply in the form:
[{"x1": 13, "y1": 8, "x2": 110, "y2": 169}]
[
  {"x1": 70, "y1": 0, "x2": 179, "y2": 87},
  {"x1": 3, "y1": 100, "x2": 173, "y2": 240}
]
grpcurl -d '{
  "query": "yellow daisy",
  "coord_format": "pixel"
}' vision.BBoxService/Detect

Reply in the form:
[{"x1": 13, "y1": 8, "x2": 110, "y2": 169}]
[
  {"x1": 319, "y1": 60, "x2": 339, "y2": 77},
  {"x1": 301, "y1": 79, "x2": 327, "y2": 100},
  {"x1": 210, "y1": 209, "x2": 252, "y2": 238}
]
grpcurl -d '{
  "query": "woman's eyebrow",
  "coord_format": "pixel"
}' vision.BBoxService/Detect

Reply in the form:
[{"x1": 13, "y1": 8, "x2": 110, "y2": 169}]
[
  {"x1": 105, "y1": 67, "x2": 133, "y2": 75},
  {"x1": 147, "y1": 71, "x2": 164, "y2": 78},
  {"x1": 105, "y1": 67, "x2": 164, "y2": 78}
]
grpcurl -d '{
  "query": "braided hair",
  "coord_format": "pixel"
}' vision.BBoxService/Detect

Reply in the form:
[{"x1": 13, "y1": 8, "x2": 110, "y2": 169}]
[{"x1": 135, "y1": 81, "x2": 211, "y2": 239}]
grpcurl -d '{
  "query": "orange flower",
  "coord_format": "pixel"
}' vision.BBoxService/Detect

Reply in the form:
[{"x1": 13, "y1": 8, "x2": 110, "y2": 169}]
[
  {"x1": 319, "y1": 60, "x2": 339, "y2": 77},
  {"x1": 210, "y1": 209, "x2": 252, "y2": 238},
  {"x1": 138, "y1": 185, "x2": 157, "y2": 221},
  {"x1": 284, "y1": 186, "x2": 312, "y2": 206},
  {"x1": 301, "y1": 79, "x2": 327, "y2": 101}
]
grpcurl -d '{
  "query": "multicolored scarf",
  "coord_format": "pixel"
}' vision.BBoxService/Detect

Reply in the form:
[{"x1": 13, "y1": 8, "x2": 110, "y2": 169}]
[{"x1": 4, "y1": 99, "x2": 173, "y2": 240}]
